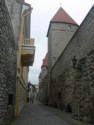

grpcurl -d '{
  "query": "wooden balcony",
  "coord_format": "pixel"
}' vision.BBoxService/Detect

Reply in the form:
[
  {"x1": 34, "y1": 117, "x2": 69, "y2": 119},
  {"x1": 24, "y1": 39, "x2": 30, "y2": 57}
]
[{"x1": 21, "y1": 38, "x2": 35, "y2": 66}]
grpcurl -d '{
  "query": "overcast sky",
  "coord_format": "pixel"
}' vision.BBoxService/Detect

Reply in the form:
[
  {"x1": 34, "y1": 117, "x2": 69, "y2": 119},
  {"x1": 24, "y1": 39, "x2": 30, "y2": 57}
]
[{"x1": 25, "y1": 0, "x2": 94, "y2": 84}]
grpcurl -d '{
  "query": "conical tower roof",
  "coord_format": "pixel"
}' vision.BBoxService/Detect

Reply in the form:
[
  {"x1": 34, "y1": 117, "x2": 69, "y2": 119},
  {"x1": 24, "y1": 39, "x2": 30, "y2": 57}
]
[
  {"x1": 51, "y1": 7, "x2": 77, "y2": 24},
  {"x1": 47, "y1": 7, "x2": 78, "y2": 36}
]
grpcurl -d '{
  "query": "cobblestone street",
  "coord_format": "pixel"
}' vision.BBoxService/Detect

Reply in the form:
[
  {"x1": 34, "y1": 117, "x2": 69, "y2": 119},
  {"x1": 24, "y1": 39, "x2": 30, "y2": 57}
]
[{"x1": 11, "y1": 100, "x2": 93, "y2": 125}]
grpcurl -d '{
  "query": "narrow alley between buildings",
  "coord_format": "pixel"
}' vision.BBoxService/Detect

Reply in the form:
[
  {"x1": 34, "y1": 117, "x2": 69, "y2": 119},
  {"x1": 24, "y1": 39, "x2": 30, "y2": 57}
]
[
  {"x1": 1, "y1": 0, "x2": 94, "y2": 124},
  {"x1": 11, "y1": 100, "x2": 93, "y2": 125}
]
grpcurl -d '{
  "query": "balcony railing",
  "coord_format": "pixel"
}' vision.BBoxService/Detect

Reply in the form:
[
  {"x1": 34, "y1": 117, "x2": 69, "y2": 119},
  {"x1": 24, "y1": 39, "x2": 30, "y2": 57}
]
[
  {"x1": 21, "y1": 38, "x2": 35, "y2": 66},
  {"x1": 22, "y1": 38, "x2": 34, "y2": 46}
]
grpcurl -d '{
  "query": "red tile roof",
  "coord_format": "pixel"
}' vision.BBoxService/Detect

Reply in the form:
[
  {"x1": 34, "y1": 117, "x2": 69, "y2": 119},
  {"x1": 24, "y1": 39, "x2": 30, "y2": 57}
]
[
  {"x1": 47, "y1": 7, "x2": 78, "y2": 37},
  {"x1": 51, "y1": 7, "x2": 78, "y2": 24},
  {"x1": 41, "y1": 53, "x2": 48, "y2": 68}
]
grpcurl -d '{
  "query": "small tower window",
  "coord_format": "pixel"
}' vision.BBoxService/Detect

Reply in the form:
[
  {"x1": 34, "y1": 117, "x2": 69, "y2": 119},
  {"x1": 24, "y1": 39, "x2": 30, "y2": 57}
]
[{"x1": 68, "y1": 24, "x2": 71, "y2": 29}]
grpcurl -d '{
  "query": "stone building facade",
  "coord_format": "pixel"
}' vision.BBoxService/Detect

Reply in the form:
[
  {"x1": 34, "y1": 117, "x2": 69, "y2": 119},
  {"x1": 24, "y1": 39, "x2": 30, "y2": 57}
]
[
  {"x1": 50, "y1": 5, "x2": 94, "y2": 122},
  {"x1": 39, "y1": 53, "x2": 48, "y2": 83},
  {"x1": 39, "y1": 53, "x2": 48, "y2": 103},
  {"x1": 6, "y1": 0, "x2": 22, "y2": 43},
  {"x1": 0, "y1": 0, "x2": 17, "y2": 124}
]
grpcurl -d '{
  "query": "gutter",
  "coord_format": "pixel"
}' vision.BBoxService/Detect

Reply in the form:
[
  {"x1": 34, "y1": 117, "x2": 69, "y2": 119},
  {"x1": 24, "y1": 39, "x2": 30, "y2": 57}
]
[{"x1": 16, "y1": 0, "x2": 31, "y2": 7}]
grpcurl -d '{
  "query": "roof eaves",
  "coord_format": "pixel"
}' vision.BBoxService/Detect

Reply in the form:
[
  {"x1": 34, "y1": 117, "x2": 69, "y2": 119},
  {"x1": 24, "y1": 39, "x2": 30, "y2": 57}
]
[
  {"x1": 47, "y1": 22, "x2": 51, "y2": 37},
  {"x1": 16, "y1": 0, "x2": 31, "y2": 7}
]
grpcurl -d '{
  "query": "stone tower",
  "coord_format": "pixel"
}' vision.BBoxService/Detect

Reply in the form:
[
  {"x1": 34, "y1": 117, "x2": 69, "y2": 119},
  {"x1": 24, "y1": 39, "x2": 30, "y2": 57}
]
[{"x1": 47, "y1": 7, "x2": 79, "y2": 70}]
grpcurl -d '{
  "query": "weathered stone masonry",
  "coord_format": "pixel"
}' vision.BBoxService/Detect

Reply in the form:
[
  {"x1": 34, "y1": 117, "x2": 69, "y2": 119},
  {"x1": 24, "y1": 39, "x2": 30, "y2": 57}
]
[
  {"x1": 0, "y1": 0, "x2": 17, "y2": 125},
  {"x1": 50, "y1": 5, "x2": 94, "y2": 122}
]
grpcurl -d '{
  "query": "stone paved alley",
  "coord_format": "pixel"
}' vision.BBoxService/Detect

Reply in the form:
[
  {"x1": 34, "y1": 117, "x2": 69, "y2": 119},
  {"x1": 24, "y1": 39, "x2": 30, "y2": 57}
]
[{"x1": 10, "y1": 100, "x2": 93, "y2": 125}]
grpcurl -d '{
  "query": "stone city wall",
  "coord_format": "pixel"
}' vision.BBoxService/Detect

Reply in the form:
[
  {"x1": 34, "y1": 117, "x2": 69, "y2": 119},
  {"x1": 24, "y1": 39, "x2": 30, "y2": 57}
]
[
  {"x1": 39, "y1": 75, "x2": 49, "y2": 105},
  {"x1": 0, "y1": 0, "x2": 17, "y2": 124},
  {"x1": 50, "y1": 5, "x2": 94, "y2": 122}
]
